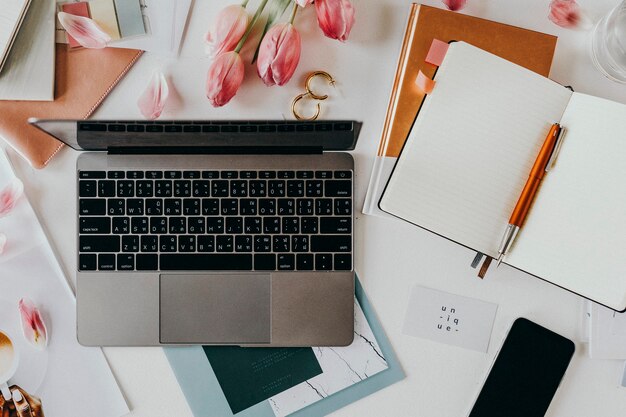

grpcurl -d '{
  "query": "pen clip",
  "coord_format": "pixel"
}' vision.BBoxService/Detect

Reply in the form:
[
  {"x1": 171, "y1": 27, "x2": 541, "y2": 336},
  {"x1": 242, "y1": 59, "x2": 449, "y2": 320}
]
[{"x1": 546, "y1": 126, "x2": 566, "y2": 172}]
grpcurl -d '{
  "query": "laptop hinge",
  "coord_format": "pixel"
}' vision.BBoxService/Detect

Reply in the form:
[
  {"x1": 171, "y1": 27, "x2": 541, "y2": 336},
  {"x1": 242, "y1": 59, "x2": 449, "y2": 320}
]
[{"x1": 106, "y1": 146, "x2": 324, "y2": 155}]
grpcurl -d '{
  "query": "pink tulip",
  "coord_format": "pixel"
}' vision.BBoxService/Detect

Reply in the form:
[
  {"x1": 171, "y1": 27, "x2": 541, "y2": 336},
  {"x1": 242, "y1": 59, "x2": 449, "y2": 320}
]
[
  {"x1": 19, "y1": 298, "x2": 48, "y2": 350},
  {"x1": 548, "y1": 0, "x2": 581, "y2": 28},
  {"x1": 0, "y1": 233, "x2": 6, "y2": 255},
  {"x1": 206, "y1": 5, "x2": 249, "y2": 58},
  {"x1": 315, "y1": 0, "x2": 355, "y2": 42},
  {"x1": 257, "y1": 23, "x2": 301, "y2": 86},
  {"x1": 206, "y1": 51, "x2": 245, "y2": 107},
  {"x1": 57, "y1": 12, "x2": 111, "y2": 49},
  {"x1": 442, "y1": 0, "x2": 467, "y2": 11},
  {"x1": 138, "y1": 71, "x2": 169, "y2": 120},
  {"x1": 0, "y1": 179, "x2": 23, "y2": 217}
]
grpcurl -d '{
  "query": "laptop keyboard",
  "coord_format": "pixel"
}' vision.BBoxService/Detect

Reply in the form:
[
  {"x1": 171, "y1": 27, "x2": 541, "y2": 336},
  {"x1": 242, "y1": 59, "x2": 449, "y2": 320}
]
[{"x1": 77, "y1": 170, "x2": 353, "y2": 272}]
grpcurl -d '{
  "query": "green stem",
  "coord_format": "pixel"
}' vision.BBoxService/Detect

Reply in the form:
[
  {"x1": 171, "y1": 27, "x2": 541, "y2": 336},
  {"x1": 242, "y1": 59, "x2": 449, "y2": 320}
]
[
  {"x1": 235, "y1": 0, "x2": 270, "y2": 53},
  {"x1": 241, "y1": 0, "x2": 249, "y2": 7},
  {"x1": 289, "y1": 2, "x2": 298, "y2": 24}
]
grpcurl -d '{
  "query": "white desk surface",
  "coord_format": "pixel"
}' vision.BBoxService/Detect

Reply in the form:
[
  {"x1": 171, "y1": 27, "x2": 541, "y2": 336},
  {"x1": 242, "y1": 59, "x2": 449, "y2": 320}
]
[{"x1": 3, "y1": 0, "x2": 626, "y2": 416}]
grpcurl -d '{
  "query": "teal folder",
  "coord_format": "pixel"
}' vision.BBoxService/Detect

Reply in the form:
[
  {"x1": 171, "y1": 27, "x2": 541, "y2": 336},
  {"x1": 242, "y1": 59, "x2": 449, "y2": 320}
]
[{"x1": 163, "y1": 276, "x2": 404, "y2": 417}]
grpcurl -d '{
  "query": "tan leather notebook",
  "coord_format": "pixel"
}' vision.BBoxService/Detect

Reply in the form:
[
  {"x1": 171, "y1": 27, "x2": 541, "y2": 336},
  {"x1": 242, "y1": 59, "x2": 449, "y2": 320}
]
[
  {"x1": 0, "y1": 45, "x2": 142, "y2": 168},
  {"x1": 363, "y1": 4, "x2": 557, "y2": 216}
]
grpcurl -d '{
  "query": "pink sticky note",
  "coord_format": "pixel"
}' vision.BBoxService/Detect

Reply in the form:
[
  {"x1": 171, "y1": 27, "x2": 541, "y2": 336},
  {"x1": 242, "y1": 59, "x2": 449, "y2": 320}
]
[
  {"x1": 61, "y1": 2, "x2": 91, "y2": 48},
  {"x1": 415, "y1": 71, "x2": 435, "y2": 94},
  {"x1": 425, "y1": 39, "x2": 449, "y2": 67}
]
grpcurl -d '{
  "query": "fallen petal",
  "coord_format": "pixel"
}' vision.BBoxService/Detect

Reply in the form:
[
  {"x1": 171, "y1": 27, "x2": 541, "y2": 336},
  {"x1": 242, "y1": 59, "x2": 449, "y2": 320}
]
[
  {"x1": 442, "y1": 0, "x2": 467, "y2": 11},
  {"x1": 548, "y1": 0, "x2": 581, "y2": 28},
  {"x1": 18, "y1": 299, "x2": 48, "y2": 350},
  {"x1": 58, "y1": 12, "x2": 111, "y2": 49},
  {"x1": 0, "y1": 233, "x2": 6, "y2": 255},
  {"x1": 415, "y1": 71, "x2": 436, "y2": 94},
  {"x1": 138, "y1": 71, "x2": 170, "y2": 120},
  {"x1": 0, "y1": 179, "x2": 23, "y2": 218}
]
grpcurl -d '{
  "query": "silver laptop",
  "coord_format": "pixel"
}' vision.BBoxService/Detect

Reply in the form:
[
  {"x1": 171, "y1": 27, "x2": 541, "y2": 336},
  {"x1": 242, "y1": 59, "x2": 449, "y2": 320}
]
[{"x1": 31, "y1": 119, "x2": 361, "y2": 347}]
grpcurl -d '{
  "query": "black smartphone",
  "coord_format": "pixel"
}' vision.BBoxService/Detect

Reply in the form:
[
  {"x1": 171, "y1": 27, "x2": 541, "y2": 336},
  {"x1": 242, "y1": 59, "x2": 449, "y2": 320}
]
[{"x1": 468, "y1": 318, "x2": 575, "y2": 417}]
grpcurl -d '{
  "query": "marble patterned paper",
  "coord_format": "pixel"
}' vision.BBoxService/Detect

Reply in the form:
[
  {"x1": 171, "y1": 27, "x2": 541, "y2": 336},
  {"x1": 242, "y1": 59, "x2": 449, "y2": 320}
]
[{"x1": 268, "y1": 300, "x2": 388, "y2": 417}]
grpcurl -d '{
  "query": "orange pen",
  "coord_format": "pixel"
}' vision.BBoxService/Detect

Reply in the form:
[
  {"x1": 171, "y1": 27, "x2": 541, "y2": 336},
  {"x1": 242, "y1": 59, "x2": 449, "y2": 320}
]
[{"x1": 496, "y1": 123, "x2": 563, "y2": 266}]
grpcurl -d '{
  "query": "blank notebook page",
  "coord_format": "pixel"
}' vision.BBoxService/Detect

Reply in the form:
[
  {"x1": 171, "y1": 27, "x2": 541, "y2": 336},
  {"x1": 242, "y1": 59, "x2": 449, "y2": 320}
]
[
  {"x1": 379, "y1": 42, "x2": 572, "y2": 258},
  {"x1": 506, "y1": 93, "x2": 626, "y2": 311}
]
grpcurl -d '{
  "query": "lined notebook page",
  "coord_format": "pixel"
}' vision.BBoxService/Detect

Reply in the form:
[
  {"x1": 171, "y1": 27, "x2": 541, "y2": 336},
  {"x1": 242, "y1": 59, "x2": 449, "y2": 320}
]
[
  {"x1": 379, "y1": 42, "x2": 572, "y2": 258},
  {"x1": 507, "y1": 93, "x2": 626, "y2": 311}
]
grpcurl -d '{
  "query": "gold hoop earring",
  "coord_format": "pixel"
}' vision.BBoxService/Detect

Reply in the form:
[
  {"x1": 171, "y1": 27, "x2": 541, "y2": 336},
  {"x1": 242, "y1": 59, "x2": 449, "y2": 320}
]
[
  {"x1": 305, "y1": 71, "x2": 336, "y2": 100},
  {"x1": 291, "y1": 92, "x2": 321, "y2": 121}
]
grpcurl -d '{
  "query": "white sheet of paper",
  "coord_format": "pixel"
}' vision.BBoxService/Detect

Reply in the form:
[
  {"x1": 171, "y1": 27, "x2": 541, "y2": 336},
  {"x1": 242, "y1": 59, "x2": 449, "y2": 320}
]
[
  {"x1": 402, "y1": 286, "x2": 498, "y2": 353},
  {"x1": 0, "y1": 151, "x2": 129, "y2": 417}
]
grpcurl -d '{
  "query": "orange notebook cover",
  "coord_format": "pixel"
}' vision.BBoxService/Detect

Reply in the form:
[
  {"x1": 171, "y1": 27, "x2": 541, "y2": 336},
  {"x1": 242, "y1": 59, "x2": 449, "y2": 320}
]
[
  {"x1": 0, "y1": 45, "x2": 142, "y2": 169},
  {"x1": 363, "y1": 4, "x2": 557, "y2": 216}
]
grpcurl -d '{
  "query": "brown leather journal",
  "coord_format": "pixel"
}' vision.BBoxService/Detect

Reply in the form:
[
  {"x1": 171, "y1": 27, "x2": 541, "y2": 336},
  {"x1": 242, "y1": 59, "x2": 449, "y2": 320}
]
[
  {"x1": 363, "y1": 4, "x2": 557, "y2": 216},
  {"x1": 0, "y1": 45, "x2": 142, "y2": 168}
]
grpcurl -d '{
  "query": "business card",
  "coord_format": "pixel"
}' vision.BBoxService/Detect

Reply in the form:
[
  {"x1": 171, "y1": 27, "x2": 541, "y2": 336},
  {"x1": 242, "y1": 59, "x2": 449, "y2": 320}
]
[{"x1": 402, "y1": 285, "x2": 498, "y2": 352}]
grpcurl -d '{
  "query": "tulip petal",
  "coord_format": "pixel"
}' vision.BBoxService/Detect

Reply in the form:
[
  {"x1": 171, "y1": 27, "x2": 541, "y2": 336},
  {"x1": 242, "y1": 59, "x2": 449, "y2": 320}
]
[
  {"x1": 138, "y1": 71, "x2": 170, "y2": 120},
  {"x1": 315, "y1": 0, "x2": 355, "y2": 42},
  {"x1": 18, "y1": 299, "x2": 48, "y2": 350},
  {"x1": 548, "y1": 0, "x2": 581, "y2": 28},
  {"x1": 58, "y1": 12, "x2": 111, "y2": 49},
  {"x1": 295, "y1": 0, "x2": 314, "y2": 7},
  {"x1": 206, "y1": 5, "x2": 249, "y2": 58},
  {"x1": 442, "y1": 0, "x2": 467, "y2": 11},
  {"x1": 0, "y1": 178, "x2": 23, "y2": 218},
  {"x1": 0, "y1": 233, "x2": 6, "y2": 255},
  {"x1": 206, "y1": 51, "x2": 245, "y2": 107},
  {"x1": 257, "y1": 23, "x2": 301, "y2": 86}
]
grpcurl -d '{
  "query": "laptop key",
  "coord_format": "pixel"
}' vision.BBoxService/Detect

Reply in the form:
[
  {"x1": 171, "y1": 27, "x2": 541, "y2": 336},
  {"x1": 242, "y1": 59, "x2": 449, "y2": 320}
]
[
  {"x1": 193, "y1": 180, "x2": 211, "y2": 197},
  {"x1": 206, "y1": 217, "x2": 224, "y2": 233},
  {"x1": 160, "y1": 254, "x2": 253, "y2": 270},
  {"x1": 160, "y1": 236, "x2": 177, "y2": 252},
  {"x1": 334, "y1": 254, "x2": 352, "y2": 271},
  {"x1": 287, "y1": 180, "x2": 304, "y2": 197},
  {"x1": 249, "y1": 180, "x2": 266, "y2": 196},
  {"x1": 240, "y1": 199, "x2": 257, "y2": 215},
  {"x1": 278, "y1": 254, "x2": 295, "y2": 270},
  {"x1": 79, "y1": 254, "x2": 97, "y2": 271},
  {"x1": 136, "y1": 254, "x2": 158, "y2": 271},
  {"x1": 136, "y1": 181, "x2": 154, "y2": 197},
  {"x1": 108, "y1": 199, "x2": 125, "y2": 215},
  {"x1": 254, "y1": 254, "x2": 276, "y2": 270},
  {"x1": 245, "y1": 217, "x2": 262, "y2": 234},
  {"x1": 259, "y1": 198, "x2": 276, "y2": 215},
  {"x1": 277, "y1": 199, "x2": 295, "y2": 215},
  {"x1": 183, "y1": 199, "x2": 201, "y2": 215},
  {"x1": 263, "y1": 217, "x2": 280, "y2": 234},
  {"x1": 98, "y1": 254, "x2": 116, "y2": 270},
  {"x1": 230, "y1": 180, "x2": 247, "y2": 197},
  {"x1": 306, "y1": 180, "x2": 323, "y2": 197},
  {"x1": 174, "y1": 180, "x2": 191, "y2": 197},
  {"x1": 141, "y1": 236, "x2": 158, "y2": 252},
  {"x1": 155, "y1": 180, "x2": 172, "y2": 197},
  {"x1": 108, "y1": 171, "x2": 125, "y2": 179},
  {"x1": 79, "y1": 199, "x2": 106, "y2": 215},
  {"x1": 79, "y1": 171, "x2": 106, "y2": 179},
  {"x1": 127, "y1": 199, "x2": 144, "y2": 216},
  {"x1": 216, "y1": 236, "x2": 234, "y2": 252},
  {"x1": 315, "y1": 198, "x2": 332, "y2": 215},
  {"x1": 122, "y1": 236, "x2": 140, "y2": 252},
  {"x1": 235, "y1": 235, "x2": 252, "y2": 252},
  {"x1": 80, "y1": 217, "x2": 111, "y2": 234},
  {"x1": 297, "y1": 254, "x2": 314, "y2": 270},
  {"x1": 164, "y1": 199, "x2": 182, "y2": 215},
  {"x1": 212, "y1": 180, "x2": 229, "y2": 197},
  {"x1": 268, "y1": 180, "x2": 285, "y2": 197},
  {"x1": 220, "y1": 199, "x2": 238, "y2": 215},
  {"x1": 112, "y1": 217, "x2": 130, "y2": 234},
  {"x1": 131, "y1": 217, "x2": 149, "y2": 234},
  {"x1": 320, "y1": 217, "x2": 351, "y2": 234},
  {"x1": 292, "y1": 236, "x2": 309, "y2": 252},
  {"x1": 117, "y1": 254, "x2": 135, "y2": 271},
  {"x1": 178, "y1": 236, "x2": 196, "y2": 252},
  {"x1": 315, "y1": 254, "x2": 333, "y2": 270},
  {"x1": 98, "y1": 180, "x2": 116, "y2": 197},
  {"x1": 201, "y1": 198, "x2": 219, "y2": 215},
  {"x1": 254, "y1": 235, "x2": 271, "y2": 252},
  {"x1": 282, "y1": 217, "x2": 299, "y2": 234},
  {"x1": 334, "y1": 199, "x2": 352, "y2": 215},
  {"x1": 273, "y1": 236, "x2": 290, "y2": 252},
  {"x1": 197, "y1": 236, "x2": 215, "y2": 252},
  {"x1": 79, "y1": 180, "x2": 97, "y2": 197},
  {"x1": 324, "y1": 180, "x2": 352, "y2": 197},
  {"x1": 188, "y1": 217, "x2": 205, "y2": 234},
  {"x1": 150, "y1": 217, "x2": 167, "y2": 234},
  {"x1": 297, "y1": 199, "x2": 314, "y2": 215},
  {"x1": 169, "y1": 217, "x2": 186, "y2": 234},
  {"x1": 145, "y1": 199, "x2": 163, "y2": 215},
  {"x1": 226, "y1": 217, "x2": 243, "y2": 234},
  {"x1": 301, "y1": 217, "x2": 318, "y2": 234},
  {"x1": 80, "y1": 236, "x2": 120, "y2": 252},
  {"x1": 311, "y1": 235, "x2": 351, "y2": 252}
]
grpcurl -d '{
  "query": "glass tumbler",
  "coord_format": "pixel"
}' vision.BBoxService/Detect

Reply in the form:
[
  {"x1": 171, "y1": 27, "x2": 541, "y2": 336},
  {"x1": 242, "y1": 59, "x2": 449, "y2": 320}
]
[{"x1": 591, "y1": 0, "x2": 626, "y2": 83}]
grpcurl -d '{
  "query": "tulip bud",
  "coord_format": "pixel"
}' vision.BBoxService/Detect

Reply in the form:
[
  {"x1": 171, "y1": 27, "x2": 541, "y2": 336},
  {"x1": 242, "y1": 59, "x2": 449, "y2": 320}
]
[
  {"x1": 206, "y1": 5, "x2": 249, "y2": 58},
  {"x1": 257, "y1": 23, "x2": 301, "y2": 86},
  {"x1": 315, "y1": 0, "x2": 355, "y2": 42},
  {"x1": 206, "y1": 51, "x2": 245, "y2": 107}
]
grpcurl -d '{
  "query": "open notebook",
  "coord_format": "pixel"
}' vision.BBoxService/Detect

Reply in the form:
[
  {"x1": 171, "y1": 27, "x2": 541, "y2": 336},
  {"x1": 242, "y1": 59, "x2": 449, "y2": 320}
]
[{"x1": 379, "y1": 42, "x2": 626, "y2": 311}]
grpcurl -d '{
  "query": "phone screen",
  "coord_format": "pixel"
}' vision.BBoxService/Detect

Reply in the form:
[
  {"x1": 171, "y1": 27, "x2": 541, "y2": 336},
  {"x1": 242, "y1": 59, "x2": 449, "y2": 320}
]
[{"x1": 469, "y1": 318, "x2": 575, "y2": 417}]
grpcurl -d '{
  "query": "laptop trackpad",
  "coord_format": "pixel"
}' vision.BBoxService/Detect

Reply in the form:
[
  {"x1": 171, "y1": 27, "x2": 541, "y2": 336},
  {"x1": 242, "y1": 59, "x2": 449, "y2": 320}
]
[{"x1": 159, "y1": 274, "x2": 271, "y2": 344}]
